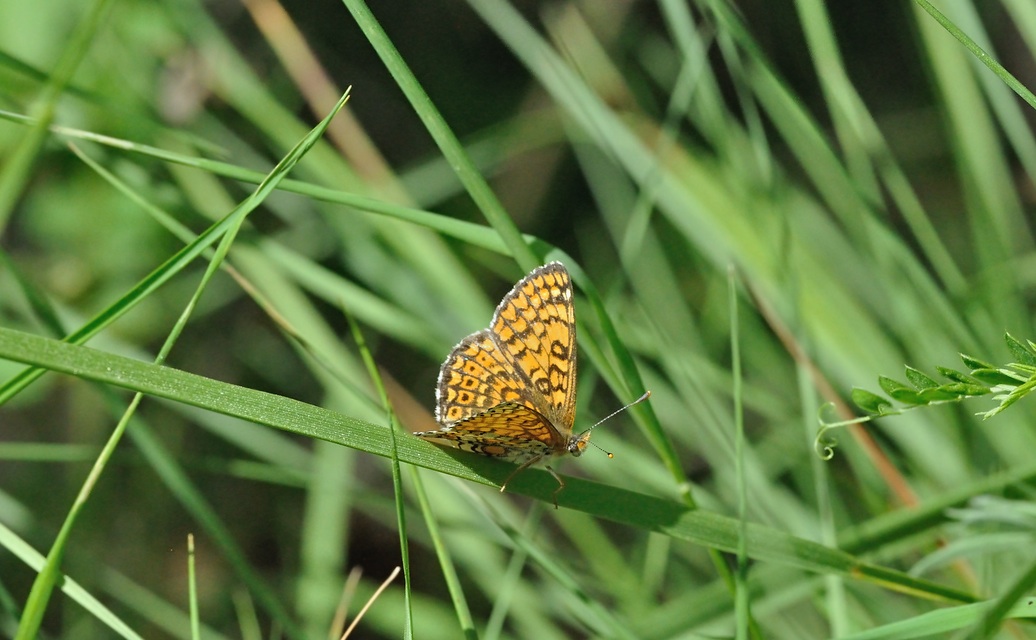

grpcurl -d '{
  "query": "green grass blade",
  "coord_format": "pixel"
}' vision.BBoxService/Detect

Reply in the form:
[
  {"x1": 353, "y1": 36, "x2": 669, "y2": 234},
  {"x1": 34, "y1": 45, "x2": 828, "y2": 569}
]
[
  {"x1": 0, "y1": 327, "x2": 978, "y2": 604},
  {"x1": 11, "y1": 90, "x2": 350, "y2": 639},
  {"x1": 0, "y1": 0, "x2": 113, "y2": 230},
  {"x1": 341, "y1": 0, "x2": 538, "y2": 271},
  {"x1": 346, "y1": 314, "x2": 414, "y2": 638},
  {"x1": 915, "y1": 0, "x2": 1036, "y2": 110},
  {"x1": 839, "y1": 600, "x2": 1036, "y2": 640},
  {"x1": 0, "y1": 520, "x2": 143, "y2": 639},
  {"x1": 411, "y1": 476, "x2": 479, "y2": 639}
]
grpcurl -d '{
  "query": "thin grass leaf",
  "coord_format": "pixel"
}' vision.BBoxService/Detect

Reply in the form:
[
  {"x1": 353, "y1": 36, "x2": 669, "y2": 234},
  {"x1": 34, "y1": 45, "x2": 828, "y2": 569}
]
[
  {"x1": 346, "y1": 314, "x2": 414, "y2": 639},
  {"x1": 0, "y1": 249, "x2": 65, "y2": 338},
  {"x1": 12, "y1": 89, "x2": 350, "y2": 640},
  {"x1": 0, "y1": 0, "x2": 114, "y2": 230},
  {"x1": 914, "y1": 0, "x2": 1036, "y2": 111},
  {"x1": 0, "y1": 108, "x2": 515, "y2": 255},
  {"x1": 838, "y1": 600, "x2": 1036, "y2": 640},
  {"x1": 99, "y1": 569, "x2": 229, "y2": 640},
  {"x1": 0, "y1": 521, "x2": 143, "y2": 640},
  {"x1": 965, "y1": 560, "x2": 1036, "y2": 639},
  {"x1": 7, "y1": 0, "x2": 1036, "y2": 635},
  {"x1": 342, "y1": 0, "x2": 537, "y2": 271},
  {"x1": 188, "y1": 535, "x2": 199, "y2": 640},
  {"x1": 410, "y1": 478, "x2": 478, "y2": 640},
  {"x1": 0, "y1": 327, "x2": 979, "y2": 604}
]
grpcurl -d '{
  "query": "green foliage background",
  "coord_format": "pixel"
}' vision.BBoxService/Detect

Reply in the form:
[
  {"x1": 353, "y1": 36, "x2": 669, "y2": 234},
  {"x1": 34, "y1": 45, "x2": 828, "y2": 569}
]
[{"x1": 2, "y1": 0, "x2": 1036, "y2": 638}]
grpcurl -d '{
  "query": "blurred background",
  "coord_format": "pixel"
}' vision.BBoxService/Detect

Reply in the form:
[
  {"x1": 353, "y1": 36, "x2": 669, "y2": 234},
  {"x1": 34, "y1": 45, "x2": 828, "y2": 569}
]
[{"x1": 2, "y1": 0, "x2": 1036, "y2": 638}]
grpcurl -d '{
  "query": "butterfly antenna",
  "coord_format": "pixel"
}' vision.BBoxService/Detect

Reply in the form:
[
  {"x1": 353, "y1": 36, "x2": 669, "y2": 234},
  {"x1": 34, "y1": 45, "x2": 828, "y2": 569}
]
[{"x1": 582, "y1": 390, "x2": 652, "y2": 458}]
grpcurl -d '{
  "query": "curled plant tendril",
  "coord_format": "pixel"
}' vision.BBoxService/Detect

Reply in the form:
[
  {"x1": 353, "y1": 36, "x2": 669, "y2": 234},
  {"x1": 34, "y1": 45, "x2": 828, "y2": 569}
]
[
  {"x1": 814, "y1": 431, "x2": 837, "y2": 461},
  {"x1": 814, "y1": 402, "x2": 875, "y2": 460},
  {"x1": 817, "y1": 402, "x2": 841, "y2": 426}
]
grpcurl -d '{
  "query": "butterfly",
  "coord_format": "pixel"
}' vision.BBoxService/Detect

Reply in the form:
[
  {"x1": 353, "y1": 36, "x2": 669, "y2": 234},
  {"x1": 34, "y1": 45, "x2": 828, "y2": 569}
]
[{"x1": 414, "y1": 262, "x2": 587, "y2": 507}]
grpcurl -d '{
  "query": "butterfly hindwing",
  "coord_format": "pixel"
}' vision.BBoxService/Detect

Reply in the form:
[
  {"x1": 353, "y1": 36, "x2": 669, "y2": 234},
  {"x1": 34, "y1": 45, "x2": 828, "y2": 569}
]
[{"x1": 416, "y1": 402, "x2": 557, "y2": 464}]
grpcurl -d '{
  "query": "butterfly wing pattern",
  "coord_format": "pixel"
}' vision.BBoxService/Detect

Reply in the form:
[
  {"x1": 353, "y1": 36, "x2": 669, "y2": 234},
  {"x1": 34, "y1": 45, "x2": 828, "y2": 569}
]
[{"x1": 414, "y1": 262, "x2": 587, "y2": 504}]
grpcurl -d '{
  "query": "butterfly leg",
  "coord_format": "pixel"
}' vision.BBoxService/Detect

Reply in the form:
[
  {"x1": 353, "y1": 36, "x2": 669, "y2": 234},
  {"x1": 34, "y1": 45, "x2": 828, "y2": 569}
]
[
  {"x1": 545, "y1": 466, "x2": 565, "y2": 509},
  {"x1": 499, "y1": 455, "x2": 545, "y2": 494}
]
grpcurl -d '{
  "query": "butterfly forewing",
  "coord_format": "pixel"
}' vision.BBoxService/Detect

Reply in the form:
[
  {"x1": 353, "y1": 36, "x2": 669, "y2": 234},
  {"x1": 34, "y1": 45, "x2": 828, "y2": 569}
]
[{"x1": 489, "y1": 263, "x2": 577, "y2": 429}]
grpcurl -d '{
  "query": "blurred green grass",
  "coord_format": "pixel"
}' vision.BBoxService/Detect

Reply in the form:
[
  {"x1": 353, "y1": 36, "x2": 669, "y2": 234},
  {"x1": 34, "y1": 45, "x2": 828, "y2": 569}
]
[{"x1": 3, "y1": 0, "x2": 1036, "y2": 638}]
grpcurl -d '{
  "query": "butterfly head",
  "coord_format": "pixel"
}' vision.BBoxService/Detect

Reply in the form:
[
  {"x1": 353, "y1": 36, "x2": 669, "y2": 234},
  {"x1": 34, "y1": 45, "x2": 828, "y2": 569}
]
[{"x1": 567, "y1": 431, "x2": 593, "y2": 457}]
